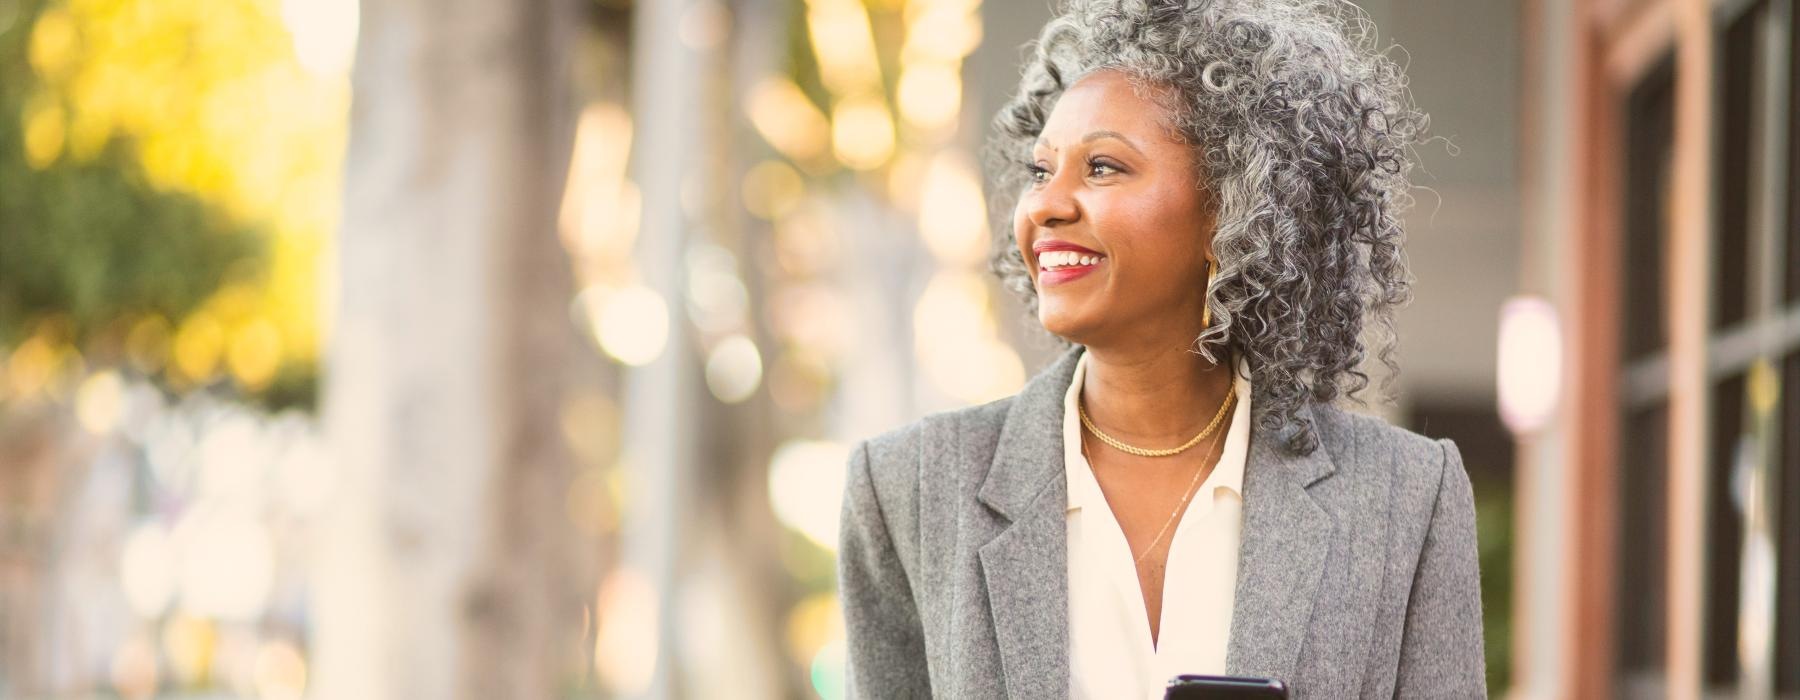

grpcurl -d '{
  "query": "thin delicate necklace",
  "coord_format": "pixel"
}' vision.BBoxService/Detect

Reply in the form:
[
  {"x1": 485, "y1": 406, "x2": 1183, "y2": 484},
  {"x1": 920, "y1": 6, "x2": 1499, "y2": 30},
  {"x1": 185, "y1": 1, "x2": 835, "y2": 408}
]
[
  {"x1": 1081, "y1": 416, "x2": 1230, "y2": 565},
  {"x1": 1079, "y1": 373, "x2": 1236, "y2": 457}
]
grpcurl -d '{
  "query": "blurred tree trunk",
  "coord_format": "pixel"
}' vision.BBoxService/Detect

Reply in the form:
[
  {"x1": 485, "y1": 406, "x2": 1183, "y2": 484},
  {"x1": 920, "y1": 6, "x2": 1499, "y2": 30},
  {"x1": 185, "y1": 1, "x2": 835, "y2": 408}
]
[
  {"x1": 0, "y1": 409, "x2": 88, "y2": 698},
  {"x1": 614, "y1": 0, "x2": 793, "y2": 696},
  {"x1": 312, "y1": 0, "x2": 591, "y2": 697}
]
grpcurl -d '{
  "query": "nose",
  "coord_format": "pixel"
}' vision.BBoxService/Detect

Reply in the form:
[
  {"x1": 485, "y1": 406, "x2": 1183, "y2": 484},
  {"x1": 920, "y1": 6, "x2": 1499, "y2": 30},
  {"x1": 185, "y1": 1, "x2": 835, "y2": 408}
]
[{"x1": 1021, "y1": 167, "x2": 1080, "y2": 229}]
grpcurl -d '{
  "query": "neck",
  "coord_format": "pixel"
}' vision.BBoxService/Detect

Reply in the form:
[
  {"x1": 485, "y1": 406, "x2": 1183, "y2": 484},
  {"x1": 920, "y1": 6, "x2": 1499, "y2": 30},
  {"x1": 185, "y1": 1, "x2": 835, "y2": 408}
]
[{"x1": 1079, "y1": 341, "x2": 1234, "y2": 448}]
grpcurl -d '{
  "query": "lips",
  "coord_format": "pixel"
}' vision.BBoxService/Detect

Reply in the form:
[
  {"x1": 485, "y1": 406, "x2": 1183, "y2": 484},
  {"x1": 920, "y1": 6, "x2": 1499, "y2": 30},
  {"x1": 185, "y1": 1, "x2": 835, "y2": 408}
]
[{"x1": 1032, "y1": 240, "x2": 1105, "y2": 287}]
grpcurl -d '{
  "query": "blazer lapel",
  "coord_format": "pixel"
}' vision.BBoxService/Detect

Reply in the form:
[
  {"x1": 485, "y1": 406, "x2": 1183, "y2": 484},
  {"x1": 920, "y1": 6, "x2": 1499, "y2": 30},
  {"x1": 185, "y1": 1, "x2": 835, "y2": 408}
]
[
  {"x1": 1224, "y1": 404, "x2": 1339, "y2": 682},
  {"x1": 976, "y1": 345, "x2": 1082, "y2": 700}
]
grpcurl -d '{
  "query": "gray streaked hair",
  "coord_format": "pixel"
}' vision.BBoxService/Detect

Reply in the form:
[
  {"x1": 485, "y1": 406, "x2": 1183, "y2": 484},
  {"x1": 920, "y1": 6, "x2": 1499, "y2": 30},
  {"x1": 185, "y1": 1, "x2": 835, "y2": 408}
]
[{"x1": 985, "y1": 0, "x2": 1433, "y2": 455}]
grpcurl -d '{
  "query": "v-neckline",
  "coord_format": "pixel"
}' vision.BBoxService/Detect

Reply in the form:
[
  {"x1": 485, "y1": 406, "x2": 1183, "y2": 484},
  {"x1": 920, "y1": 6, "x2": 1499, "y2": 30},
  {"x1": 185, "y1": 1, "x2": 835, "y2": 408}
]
[{"x1": 1073, "y1": 441, "x2": 1211, "y2": 659}]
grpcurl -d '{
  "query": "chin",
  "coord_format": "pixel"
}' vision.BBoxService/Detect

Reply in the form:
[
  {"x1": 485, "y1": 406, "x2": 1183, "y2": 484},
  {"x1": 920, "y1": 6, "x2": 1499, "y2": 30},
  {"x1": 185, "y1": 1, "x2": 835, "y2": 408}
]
[{"x1": 1036, "y1": 305, "x2": 1096, "y2": 345}]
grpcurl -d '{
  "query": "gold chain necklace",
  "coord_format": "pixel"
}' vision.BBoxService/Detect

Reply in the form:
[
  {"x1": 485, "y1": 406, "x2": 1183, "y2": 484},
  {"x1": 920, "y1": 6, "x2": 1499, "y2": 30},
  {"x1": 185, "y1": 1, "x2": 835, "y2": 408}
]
[
  {"x1": 1080, "y1": 415, "x2": 1229, "y2": 565},
  {"x1": 1078, "y1": 372, "x2": 1236, "y2": 457}
]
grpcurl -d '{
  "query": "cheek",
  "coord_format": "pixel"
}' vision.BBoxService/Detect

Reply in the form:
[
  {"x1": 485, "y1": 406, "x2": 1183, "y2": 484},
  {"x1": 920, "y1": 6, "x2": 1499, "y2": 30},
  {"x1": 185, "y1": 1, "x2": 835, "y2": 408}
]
[
  {"x1": 1099, "y1": 194, "x2": 1206, "y2": 271},
  {"x1": 1143, "y1": 186, "x2": 1212, "y2": 260}
]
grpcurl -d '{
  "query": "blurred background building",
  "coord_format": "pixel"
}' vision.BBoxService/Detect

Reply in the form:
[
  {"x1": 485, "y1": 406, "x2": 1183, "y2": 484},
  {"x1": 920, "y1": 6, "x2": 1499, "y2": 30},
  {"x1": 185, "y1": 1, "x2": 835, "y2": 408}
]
[
  {"x1": 1515, "y1": 0, "x2": 1798, "y2": 698},
  {"x1": 0, "y1": 0, "x2": 1791, "y2": 698}
]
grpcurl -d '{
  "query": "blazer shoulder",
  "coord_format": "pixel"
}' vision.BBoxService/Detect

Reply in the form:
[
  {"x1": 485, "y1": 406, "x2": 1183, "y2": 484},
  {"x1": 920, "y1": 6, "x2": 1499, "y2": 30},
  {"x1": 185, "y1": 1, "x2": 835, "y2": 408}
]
[
  {"x1": 852, "y1": 396, "x2": 1016, "y2": 506},
  {"x1": 1320, "y1": 404, "x2": 1465, "y2": 492},
  {"x1": 861, "y1": 396, "x2": 1013, "y2": 466}
]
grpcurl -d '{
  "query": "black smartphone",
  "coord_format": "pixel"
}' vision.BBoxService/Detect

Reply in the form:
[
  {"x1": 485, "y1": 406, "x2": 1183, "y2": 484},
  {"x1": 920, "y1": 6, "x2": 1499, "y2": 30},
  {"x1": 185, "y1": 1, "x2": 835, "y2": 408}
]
[{"x1": 1164, "y1": 674, "x2": 1290, "y2": 699}]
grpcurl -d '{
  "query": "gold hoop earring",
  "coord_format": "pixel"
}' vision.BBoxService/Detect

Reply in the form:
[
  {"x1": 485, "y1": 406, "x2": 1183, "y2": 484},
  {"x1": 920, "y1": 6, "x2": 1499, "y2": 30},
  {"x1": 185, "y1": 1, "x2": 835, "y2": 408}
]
[{"x1": 1201, "y1": 258, "x2": 1217, "y2": 330}]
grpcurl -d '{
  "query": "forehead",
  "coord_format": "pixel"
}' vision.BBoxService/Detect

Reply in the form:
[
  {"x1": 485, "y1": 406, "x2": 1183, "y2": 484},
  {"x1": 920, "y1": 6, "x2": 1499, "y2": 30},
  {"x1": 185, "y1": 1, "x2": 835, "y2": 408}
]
[{"x1": 1038, "y1": 69, "x2": 1179, "y2": 145}]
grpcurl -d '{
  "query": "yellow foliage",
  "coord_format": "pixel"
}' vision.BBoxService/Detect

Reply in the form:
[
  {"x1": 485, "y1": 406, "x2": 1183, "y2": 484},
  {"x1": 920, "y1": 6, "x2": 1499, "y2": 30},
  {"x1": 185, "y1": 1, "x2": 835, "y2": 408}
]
[
  {"x1": 172, "y1": 311, "x2": 224, "y2": 384},
  {"x1": 26, "y1": 7, "x2": 77, "y2": 80},
  {"x1": 3, "y1": 321, "x2": 87, "y2": 404},
  {"x1": 21, "y1": 97, "x2": 65, "y2": 168},
  {"x1": 25, "y1": 0, "x2": 354, "y2": 396},
  {"x1": 227, "y1": 317, "x2": 283, "y2": 390}
]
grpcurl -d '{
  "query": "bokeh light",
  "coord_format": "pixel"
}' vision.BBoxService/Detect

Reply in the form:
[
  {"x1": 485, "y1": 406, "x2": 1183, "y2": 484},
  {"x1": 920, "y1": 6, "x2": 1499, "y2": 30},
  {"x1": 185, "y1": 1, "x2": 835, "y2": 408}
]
[
  {"x1": 594, "y1": 567, "x2": 659, "y2": 695},
  {"x1": 686, "y1": 243, "x2": 751, "y2": 337},
  {"x1": 705, "y1": 334, "x2": 765, "y2": 404},
  {"x1": 741, "y1": 159, "x2": 806, "y2": 220},
  {"x1": 810, "y1": 638, "x2": 847, "y2": 700},
  {"x1": 897, "y1": 61, "x2": 962, "y2": 132},
  {"x1": 1496, "y1": 295, "x2": 1562, "y2": 434},
  {"x1": 747, "y1": 77, "x2": 831, "y2": 166},
  {"x1": 918, "y1": 150, "x2": 990, "y2": 266},
  {"x1": 831, "y1": 94, "x2": 897, "y2": 171},
  {"x1": 768, "y1": 440, "x2": 850, "y2": 550},
  {"x1": 251, "y1": 638, "x2": 309, "y2": 700},
  {"x1": 785, "y1": 592, "x2": 845, "y2": 667},
  {"x1": 560, "y1": 103, "x2": 639, "y2": 263},
  {"x1": 901, "y1": 0, "x2": 983, "y2": 64},
  {"x1": 172, "y1": 507, "x2": 275, "y2": 621},
  {"x1": 161, "y1": 614, "x2": 218, "y2": 687},
  {"x1": 75, "y1": 369, "x2": 124, "y2": 434},
  {"x1": 225, "y1": 317, "x2": 283, "y2": 391},
  {"x1": 281, "y1": 0, "x2": 359, "y2": 78},
  {"x1": 118, "y1": 522, "x2": 177, "y2": 618},
  {"x1": 804, "y1": 0, "x2": 882, "y2": 97},
  {"x1": 585, "y1": 284, "x2": 671, "y2": 367},
  {"x1": 172, "y1": 312, "x2": 226, "y2": 385}
]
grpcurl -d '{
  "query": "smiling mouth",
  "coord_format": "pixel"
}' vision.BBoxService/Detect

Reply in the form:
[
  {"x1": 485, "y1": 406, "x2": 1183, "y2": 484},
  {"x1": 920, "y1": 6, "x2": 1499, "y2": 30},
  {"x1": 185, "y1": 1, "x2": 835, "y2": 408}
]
[{"x1": 1037, "y1": 250, "x2": 1104, "y2": 271}]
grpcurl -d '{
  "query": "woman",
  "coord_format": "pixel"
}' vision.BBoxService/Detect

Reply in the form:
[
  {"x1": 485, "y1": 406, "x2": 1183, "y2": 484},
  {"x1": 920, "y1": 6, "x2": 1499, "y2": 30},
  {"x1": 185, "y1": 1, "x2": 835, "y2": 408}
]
[{"x1": 837, "y1": 0, "x2": 1486, "y2": 698}]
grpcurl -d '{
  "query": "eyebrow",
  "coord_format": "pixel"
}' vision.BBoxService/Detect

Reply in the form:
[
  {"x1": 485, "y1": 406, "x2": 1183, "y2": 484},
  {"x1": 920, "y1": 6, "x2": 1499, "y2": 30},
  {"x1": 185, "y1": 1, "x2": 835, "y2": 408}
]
[{"x1": 1035, "y1": 130, "x2": 1145, "y2": 155}]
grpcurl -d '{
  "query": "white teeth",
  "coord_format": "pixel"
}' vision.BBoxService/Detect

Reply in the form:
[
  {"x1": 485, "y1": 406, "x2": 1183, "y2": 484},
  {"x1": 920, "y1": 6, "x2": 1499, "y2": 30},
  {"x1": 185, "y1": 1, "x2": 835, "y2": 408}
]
[{"x1": 1040, "y1": 250, "x2": 1101, "y2": 269}]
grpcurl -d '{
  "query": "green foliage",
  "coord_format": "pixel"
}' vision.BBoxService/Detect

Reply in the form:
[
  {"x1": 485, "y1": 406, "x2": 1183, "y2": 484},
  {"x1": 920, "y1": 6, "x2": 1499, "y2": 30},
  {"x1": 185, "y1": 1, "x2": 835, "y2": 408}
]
[
  {"x1": 1473, "y1": 477, "x2": 1514, "y2": 693},
  {"x1": 0, "y1": 1, "x2": 262, "y2": 347}
]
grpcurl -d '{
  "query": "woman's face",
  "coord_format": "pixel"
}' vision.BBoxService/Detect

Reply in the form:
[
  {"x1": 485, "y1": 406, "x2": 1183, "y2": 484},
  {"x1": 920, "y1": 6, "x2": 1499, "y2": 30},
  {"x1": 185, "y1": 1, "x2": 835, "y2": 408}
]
[{"x1": 1013, "y1": 69, "x2": 1216, "y2": 347}]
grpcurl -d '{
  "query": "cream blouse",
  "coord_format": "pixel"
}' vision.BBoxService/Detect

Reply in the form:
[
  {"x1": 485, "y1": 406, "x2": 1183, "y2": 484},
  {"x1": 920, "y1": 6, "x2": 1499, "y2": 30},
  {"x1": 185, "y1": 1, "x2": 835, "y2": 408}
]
[{"x1": 1064, "y1": 349, "x2": 1254, "y2": 700}]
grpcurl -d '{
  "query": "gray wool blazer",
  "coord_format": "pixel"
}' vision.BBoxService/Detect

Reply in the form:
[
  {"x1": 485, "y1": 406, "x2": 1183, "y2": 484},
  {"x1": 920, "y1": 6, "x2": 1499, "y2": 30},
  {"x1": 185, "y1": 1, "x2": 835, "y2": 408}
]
[{"x1": 837, "y1": 346, "x2": 1487, "y2": 699}]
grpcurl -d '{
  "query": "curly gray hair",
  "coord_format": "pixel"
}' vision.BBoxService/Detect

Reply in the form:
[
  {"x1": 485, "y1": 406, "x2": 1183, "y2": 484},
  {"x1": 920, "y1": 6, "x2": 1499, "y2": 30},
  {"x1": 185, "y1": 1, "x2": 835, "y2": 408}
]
[{"x1": 985, "y1": 0, "x2": 1432, "y2": 455}]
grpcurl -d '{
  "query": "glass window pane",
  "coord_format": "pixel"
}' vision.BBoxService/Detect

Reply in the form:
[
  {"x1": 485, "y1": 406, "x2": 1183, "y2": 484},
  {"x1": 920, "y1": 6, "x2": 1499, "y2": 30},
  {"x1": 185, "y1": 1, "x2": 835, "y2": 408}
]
[
  {"x1": 1703, "y1": 372, "x2": 1748, "y2": 688},
  {"x1": 1714, "y1": 4, "x2": 1762, "y2": 331},
  {"x1": 1622, "y1": 55, "x2": 1676, "y2": 360},
  {"x1": 1617, "y1": 402, "x2": 1670, "y2": 694}
]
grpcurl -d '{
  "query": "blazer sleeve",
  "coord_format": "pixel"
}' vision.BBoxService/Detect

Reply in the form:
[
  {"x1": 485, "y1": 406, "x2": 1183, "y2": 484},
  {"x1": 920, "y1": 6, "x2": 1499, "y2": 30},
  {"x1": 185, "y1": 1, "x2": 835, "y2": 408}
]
[
  {"x1": 838, "y1": 439, "x2": 932, "y2": 698},
  {"x1": 1394, "y1": 438, "x2": 1488, "y2": 698}
]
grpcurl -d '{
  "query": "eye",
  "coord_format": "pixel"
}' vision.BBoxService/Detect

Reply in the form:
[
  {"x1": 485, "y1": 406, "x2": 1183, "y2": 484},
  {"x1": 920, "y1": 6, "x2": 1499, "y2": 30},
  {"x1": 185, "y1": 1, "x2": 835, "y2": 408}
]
[
  {"x1": 1026, "y1": 162, "x2": 1051, "y2": 185},
  {"x1": 1087, "y1": 159, "x2": 1122, "y2": 178}
]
